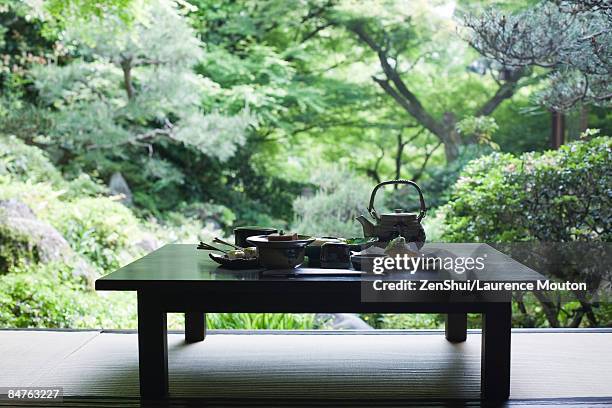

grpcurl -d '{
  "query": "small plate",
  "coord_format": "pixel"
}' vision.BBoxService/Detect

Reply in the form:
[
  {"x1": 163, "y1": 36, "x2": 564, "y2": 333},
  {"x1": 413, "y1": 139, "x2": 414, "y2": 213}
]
[{"x1": 208, "y1": 253, "x2": 260, "y2": 270}]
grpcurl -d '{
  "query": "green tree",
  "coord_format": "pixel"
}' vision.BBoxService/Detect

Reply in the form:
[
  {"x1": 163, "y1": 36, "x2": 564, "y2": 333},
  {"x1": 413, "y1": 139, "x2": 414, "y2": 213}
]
[
  {"x1": 324, "y1": 1, "x2": 532, "y2": 162},
  {"x1": 463, "y1": 0, "x2": 611, "y2": 112},
  {"x1": 32, "y1": 0, "x2": 253, "y2": 162}
]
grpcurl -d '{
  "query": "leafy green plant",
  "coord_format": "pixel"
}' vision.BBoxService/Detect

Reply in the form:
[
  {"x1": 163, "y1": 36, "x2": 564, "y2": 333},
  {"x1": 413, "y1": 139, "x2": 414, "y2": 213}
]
[
  {"x1": 379, "y1": 314, "x2": 444, "y2": 329},
  {"x1": 207, "y1": 313, "x2": 315, "y2": 330},
  {"x1": 43, "y1": 197, "x2": 144, "y2": 271},
  {"x1": 441, "y1": 137, "x2": 611, "y2": 328},
  {"x1": 0, "y1": 261, "x2": 137, "y2": 328},
  {"x1": 0, "y1": 271, "x2": 88, "y2": 327},
  {"x1": 292, "y1": 166, "x2": 378, "y2": 238},
  {"x1": 0, "y1": 135, "x2": 64, "y2": 186},
  {"x1": 456, "y1": 116, "x2": 499, "y2": 149},
  {"x1": 442, "y1": 136, "x2": 611, "y2": 242}
]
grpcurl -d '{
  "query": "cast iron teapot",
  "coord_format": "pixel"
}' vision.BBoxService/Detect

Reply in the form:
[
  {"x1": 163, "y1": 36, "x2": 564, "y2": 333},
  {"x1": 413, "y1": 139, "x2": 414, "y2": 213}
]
[{"x1": 356, "y1": 179, "x2": 427, "y2": 248}]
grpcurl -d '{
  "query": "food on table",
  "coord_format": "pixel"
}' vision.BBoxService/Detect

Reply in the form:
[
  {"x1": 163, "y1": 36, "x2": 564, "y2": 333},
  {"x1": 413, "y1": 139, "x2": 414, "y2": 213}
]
[
  {"x1": 384, "y1": 236, "x2": 420, "y2": 258},
  {"x1": 227, "y1": 249, "x2": 246, "y2": 260},
  {"x1": 310, "y1": 237, "x2": 342, "y2": 246},
  {"x1": 267, "y1": 232, "x2": 298, "y2": 241},
  {"x1": 304, "y1": 237, "x2": 340, "y2": 267},
  {"x1": 345, "y1": 238, "x2": 369, "y2": 245},
  {"x1": 243, "y1": 247, "x2": 258, "y2": 259},
  {"x1": 227, "y1": 248, "x2": 258, "y2": 260},
  {"x1": 345, "y1": 237, "x2": 379, "y2": 251},
  {"x1": 320, "y1": 242, "x2": 351, "y2": 269}
]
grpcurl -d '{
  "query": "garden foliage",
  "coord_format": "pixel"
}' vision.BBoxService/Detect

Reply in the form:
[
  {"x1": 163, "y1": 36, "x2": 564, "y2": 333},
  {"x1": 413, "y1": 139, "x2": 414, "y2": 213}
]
[
  {"x1": 442, "y1": 136, "x2": 611, "y2": 328},
  {"x1": 292, "y1": 167, "x2": 378, "y2": 238},
  {"x1": 1, "y1": 0, "x2": 611, "y2": 330},
  {"x1": 0, "y1": 135, "x2": 315, "y2": 329},
  {"x1": 443, "y1": 136, "x2": 611, "y2": 243},
  {"x1": 0, "y1": 136, "x2": 205, "y2": 328}
]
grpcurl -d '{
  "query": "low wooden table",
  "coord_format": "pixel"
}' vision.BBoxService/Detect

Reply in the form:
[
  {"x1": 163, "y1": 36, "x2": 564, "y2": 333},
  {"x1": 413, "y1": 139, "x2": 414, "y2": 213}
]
[{"x1": 95, "y1": 243, "x2": 545, "y2": 401}]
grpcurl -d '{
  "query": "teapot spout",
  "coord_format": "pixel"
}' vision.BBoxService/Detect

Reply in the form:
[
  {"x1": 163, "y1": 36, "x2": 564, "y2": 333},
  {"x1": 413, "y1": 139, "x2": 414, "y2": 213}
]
[{"x1": 356, "y1": 215, "x2": 375, "y2": 237}]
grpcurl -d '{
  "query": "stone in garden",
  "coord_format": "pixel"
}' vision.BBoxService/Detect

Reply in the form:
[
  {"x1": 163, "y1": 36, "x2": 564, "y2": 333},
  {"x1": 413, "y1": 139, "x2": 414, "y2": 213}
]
[
  {"x1": 109, "y1": 172, "x2": 133, "y2": 205},
  {"x1": 0, "y1": 199, "x2": 96, "y2": 282},
  {"x1": 135, "y1": 234, "x2": 160, "y2": 253},
  {"x1": 315, "y1": 313, "x2": 373, "y2": 330}
]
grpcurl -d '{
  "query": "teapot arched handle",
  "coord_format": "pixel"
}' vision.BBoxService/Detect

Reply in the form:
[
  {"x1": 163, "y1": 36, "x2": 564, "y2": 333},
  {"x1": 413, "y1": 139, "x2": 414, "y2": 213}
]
[{"x1": 368, "y1": 179, "x2": 427, "y2": 222}]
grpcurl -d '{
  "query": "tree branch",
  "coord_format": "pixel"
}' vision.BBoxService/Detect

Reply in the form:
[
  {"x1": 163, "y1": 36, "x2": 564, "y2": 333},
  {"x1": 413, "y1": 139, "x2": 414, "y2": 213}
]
[
  {"x1": 87, "y1": 127, "x2": 175, "y2": 150},
  {"x1": 301, "y1": 22, "x2": 333, "y2": 43},
  {"x1": 412, "y1": 140, "x2": 442, "y2": 182},
  {"x1": 476, "y1": 69, "x2": 525, "y2": 116},
  {"x1": 349, "y1": 22, "x2": 447, "y2": 138},
  {"x1": 362, "y1": 144, "x2": 385, "y2": 183}
]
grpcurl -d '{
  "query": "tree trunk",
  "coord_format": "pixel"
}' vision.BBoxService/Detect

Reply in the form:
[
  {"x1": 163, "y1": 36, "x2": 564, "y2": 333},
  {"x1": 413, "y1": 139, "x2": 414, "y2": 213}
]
[
  {"x1": 395, "y1": 133, "x2": 403, "y2": 185},
  {"x1": 551, "y1": 111, "x2": 565, "y2": 149},
  {"x1": 579, "y1": 105, "x2": 589, "y2": 134},
  {"x1": 121, "y1": 58, "x2": 135, "y2": 100},
  {"x1": 439, "y1": 114, "x2": 461, "y2": 162},
  {"x1": 442, "y1": 140, "x2": 459, "y2": 163}
]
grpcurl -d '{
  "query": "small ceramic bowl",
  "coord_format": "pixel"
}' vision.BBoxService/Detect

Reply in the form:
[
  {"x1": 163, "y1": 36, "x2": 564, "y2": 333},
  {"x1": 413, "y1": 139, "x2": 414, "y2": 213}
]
[
  {"x1": 305, "y1": 237, "x2": 342, "y2": 267},
  {"x1": 234, "y1": 226, "x2": 277, "y2": 248},
  {"x1": 350, "y1": 253, "x2": 388, "y2": 272},
  {"x1": 247, "y1": 235, "x2": 315, "y2": 269}
]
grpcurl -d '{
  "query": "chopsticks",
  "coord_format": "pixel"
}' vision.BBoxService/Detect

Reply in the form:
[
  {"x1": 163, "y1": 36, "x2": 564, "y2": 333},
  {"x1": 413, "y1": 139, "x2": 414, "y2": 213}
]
[
  {"x1": 197, "y1": 237, "x2": 243, "y2": 253},
  {"x1": 197, "y1": 241, "x2": 229, "y2": 253},
  {"x1": 213, "y1": 237, "x2": 242, "y2": 250}
]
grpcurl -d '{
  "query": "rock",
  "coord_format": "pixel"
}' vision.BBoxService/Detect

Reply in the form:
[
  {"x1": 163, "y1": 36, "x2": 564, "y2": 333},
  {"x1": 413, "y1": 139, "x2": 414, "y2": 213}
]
[
  {"x1": 315, "y1": 313, "x2": 374, "y2": 330},
  {"x1": 135, "y1": 234, "x2": 160, "y2": 253},
  {"x1": 0, "y1": 199, "x2": 37, "y2": 219},
  {"x1": 109, "y1": 172, "x2": 133, "y2": 205},
  {"x1": 0, "y1": 199, "x2": 96, "y2": 282}
]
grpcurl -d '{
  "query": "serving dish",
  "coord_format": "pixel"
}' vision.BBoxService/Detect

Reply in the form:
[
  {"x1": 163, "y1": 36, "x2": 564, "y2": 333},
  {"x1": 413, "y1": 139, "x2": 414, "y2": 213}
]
[
  {"x1": 208, "y1": 253, "x2": 260, "y2": 270},
  {"x1": 247, "y1": 234, "x2": 315, "y2": 269}
]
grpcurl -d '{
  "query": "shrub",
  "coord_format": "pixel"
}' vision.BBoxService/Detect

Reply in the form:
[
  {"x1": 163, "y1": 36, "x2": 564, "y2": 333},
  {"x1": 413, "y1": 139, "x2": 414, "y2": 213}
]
[
  {"x1": 0, "y1": 272, "x2": 88, "y2": 328},
  {"x1": 0, "y1": 181, "x2": 144, "y2": 273},
  {"x1": 44, "y1": 197, "x2": 145, "y2": 271},
  {"x1": 292, "y1": 167, "x2": 380, "y2": 238},
  {"x1": 0, "y1": 133, "x2": 106, "y2": 196},
  {"x1": 206, "y1": 313, "x2": 315, "y2": 330},
  {"x1": 442, "y1": 136, "x2": 611, "y2": 242},
  {"x1": 0, "y1": 135, "x2": 64, "y2": 186},
  {"x1": 0, "y1": 261, "x2": 139, "y2": 329},
  {"x1": 0, "y1": 223, "x2": 40, "y2": 271}
]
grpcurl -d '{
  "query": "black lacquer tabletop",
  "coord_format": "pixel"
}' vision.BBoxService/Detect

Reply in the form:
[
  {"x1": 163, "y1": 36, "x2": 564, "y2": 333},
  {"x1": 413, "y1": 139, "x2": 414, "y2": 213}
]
[{"x1": 96, "y1": 243, "x2": 545, "y2": 291}]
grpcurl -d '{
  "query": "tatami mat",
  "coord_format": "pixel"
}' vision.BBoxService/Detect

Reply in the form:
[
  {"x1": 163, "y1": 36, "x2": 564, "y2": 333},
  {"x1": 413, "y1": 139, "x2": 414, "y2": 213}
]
[
  {"x1": 0, "y1": 330, "x2": 99, "y2": 388},
  {"x1": 1, "y1": 330, "x2": 611, "y2": 400}
]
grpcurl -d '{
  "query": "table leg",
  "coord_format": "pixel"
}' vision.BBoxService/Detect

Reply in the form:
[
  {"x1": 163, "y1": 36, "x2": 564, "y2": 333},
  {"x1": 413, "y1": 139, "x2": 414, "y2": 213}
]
[
  {"x1": 481, "y1": 302, "x2": 512, "y2": 401},
  {"x1": 445, "y1": 313, "x2": 467, "y2": 342},
  {"x1": 185, "y1": 312, "x2": 206, "y2": 343},
  {"x1": 137, "y1": 291, "x2": 168, "y2": 399}
]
